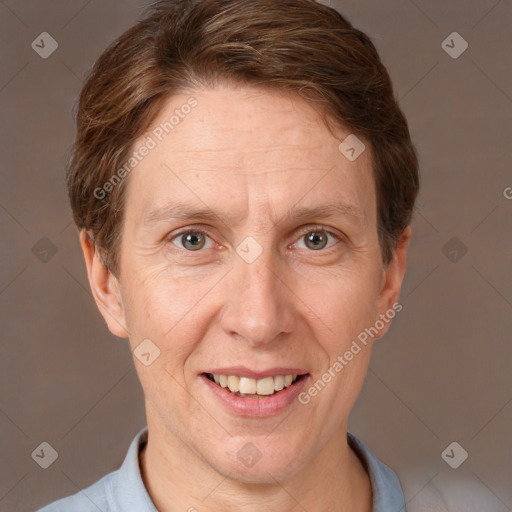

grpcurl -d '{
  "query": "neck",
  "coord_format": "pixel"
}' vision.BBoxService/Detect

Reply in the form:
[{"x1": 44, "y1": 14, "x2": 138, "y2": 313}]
[{"x1": 139, "y1": 414, "x2": 372, "y2": 512}]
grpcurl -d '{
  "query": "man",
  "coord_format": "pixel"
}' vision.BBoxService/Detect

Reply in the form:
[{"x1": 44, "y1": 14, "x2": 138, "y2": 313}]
[{"x1": 38, "y1": 0, "x2": 419, "y2": 510}]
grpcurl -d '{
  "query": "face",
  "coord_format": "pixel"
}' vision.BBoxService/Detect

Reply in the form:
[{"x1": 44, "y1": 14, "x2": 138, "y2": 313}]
[{"x1": 82, "y1": 83, "x2": 410, "y2": 483}]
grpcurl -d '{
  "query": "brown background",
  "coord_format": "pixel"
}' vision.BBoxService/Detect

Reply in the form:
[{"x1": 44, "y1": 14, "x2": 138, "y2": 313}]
[{"x1": 0, "y1": 0, "x2": 511, "y2": 510}]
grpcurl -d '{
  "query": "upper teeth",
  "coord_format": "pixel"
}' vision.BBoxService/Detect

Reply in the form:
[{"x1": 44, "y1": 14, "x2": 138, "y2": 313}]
[{"x1": 212, "y1": 374, "x2": 298, "y2": 395}]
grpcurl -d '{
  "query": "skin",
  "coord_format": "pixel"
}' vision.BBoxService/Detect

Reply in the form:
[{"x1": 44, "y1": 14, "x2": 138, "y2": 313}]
[{"x1": 80, "y1": 83, "x2": 411, "y2": 512}]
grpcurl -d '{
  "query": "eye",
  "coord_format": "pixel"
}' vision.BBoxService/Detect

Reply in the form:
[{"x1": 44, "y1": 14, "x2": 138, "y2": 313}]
[
  {"x1": 170, "y1": 230, "x2": 215, "y2": 251},
  {"x1": 168, "y1": 226, "x2": 342, "y2": 253},
  {"x1": 295, "y1": 228, "x2": 340, "y2": 251}
]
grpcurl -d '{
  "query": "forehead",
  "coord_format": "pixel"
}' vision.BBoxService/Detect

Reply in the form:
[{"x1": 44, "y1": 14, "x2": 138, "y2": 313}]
[
  {"x1": 125, "y1": 84, "x2": 376, "y2": 226},
  {"x1": 143, "y1": 85, "x2": 337, "y2": 157}
]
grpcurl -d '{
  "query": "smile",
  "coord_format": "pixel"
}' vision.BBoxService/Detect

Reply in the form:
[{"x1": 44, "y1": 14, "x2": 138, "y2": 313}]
[{"x1": 205, "y1": 373, "x2": 303, "y2": 398}]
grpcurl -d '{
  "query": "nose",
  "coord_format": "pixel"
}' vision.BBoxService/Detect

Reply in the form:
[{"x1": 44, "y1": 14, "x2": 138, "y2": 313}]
[{"x1": 220, "y1": 247, "x2": 295, "y2": 347}]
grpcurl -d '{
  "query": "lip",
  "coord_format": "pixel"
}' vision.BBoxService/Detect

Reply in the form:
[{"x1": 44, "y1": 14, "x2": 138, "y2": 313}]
[
  {"x1": 204, "y1": 366, "x2": 309, "y2": 379},
  {"x1": 200, "y1": 371, "x2": 310, "y2": 417}
]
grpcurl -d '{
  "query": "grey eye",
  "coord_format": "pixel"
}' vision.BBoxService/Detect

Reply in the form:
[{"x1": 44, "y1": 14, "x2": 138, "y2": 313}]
[
  {"x1": 182, "y1": 232, "x2": 205, "y2": 250},
  {"x1": 304, "y1": 231, "x2": 328, "y2": 250},
  {"x1": 171, "y1": 231, "x2": 213, "y2": 251},
  {"x1": 295, "y1": 229, "x2": 339, "y2": 251}
]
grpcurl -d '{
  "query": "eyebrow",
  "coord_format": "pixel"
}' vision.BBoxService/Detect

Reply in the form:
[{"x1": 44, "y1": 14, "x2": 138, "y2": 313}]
[{"x1": 143, "y1": 201, "x2": 364, "y2": 227}]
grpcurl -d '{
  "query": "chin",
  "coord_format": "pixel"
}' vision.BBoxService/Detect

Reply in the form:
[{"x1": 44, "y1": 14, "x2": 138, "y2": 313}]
[{"x1": 211, "y1": 439, "x2": 308, "y2": 484}]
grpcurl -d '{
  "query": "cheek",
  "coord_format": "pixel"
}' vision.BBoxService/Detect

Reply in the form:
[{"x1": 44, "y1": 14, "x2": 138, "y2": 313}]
[
  {"x1": 319, "y1": 268, "x2": 380, "y2": 403},
  {"x1": 122, "y1": 265, "x2": 205, "y2": 338},
  {"x1": 119, "y1": 269, "x2": 215, "y2": 391},
  {"x1": 302, "y1": 266, "x2": 381, "y2": 345},
  {"x1": 121, "y1": 268, "x2": 205, "y2": 406}
]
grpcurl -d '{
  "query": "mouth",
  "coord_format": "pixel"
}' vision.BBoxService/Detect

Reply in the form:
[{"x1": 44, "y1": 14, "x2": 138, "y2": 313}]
[{"x1": 203, "y1": 372, "x2": 307, "y2": 398}]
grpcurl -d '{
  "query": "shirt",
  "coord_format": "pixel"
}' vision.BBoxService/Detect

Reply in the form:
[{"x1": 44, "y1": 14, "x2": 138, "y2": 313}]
[{"x1": 36, "y1": 426, "x2": 407, "y2": 512}]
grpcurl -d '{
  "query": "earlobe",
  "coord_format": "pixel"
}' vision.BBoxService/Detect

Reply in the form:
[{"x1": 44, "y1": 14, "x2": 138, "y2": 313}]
[
  {"x1": 374, "y1": 226, "x2": 412, "y2": 339},
  {"x1": 79, "y1": 230, "x2": 129, "y2": 338}
]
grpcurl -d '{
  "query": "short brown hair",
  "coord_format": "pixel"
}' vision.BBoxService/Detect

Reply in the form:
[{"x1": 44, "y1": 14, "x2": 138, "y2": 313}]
[{"x1": 67, "y1": 0, "x2": 419, "y2": 276}]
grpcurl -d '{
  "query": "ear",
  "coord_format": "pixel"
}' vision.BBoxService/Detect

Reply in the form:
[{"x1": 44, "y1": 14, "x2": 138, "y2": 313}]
[
  {"x1": 374, "y1": 225, "x2": 412, "y2": 339},
  {"x1": 79, "y1": 230, "x2": 129, "y2": 338}
]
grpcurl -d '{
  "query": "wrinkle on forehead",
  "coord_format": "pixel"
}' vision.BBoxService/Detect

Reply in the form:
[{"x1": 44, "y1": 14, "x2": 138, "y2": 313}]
[{"x1": 127, "y1": 84, "x2": 376, "y2": 237}]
